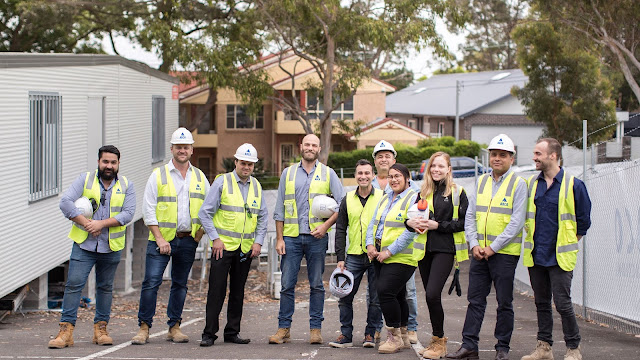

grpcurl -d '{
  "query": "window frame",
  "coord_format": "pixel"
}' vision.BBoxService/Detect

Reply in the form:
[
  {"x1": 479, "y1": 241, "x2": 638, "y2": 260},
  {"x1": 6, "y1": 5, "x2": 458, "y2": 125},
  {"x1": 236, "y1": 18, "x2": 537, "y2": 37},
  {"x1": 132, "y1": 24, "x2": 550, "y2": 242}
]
[
  {"x1": 226, "y1": 104, "x2": 264, "y2": 130},
  {"x1": 29, "y1": 91, "x2": 62, "y2": 202},
  {"x1": 152, "y1": 96, "x2": 166, "y2": 163}
]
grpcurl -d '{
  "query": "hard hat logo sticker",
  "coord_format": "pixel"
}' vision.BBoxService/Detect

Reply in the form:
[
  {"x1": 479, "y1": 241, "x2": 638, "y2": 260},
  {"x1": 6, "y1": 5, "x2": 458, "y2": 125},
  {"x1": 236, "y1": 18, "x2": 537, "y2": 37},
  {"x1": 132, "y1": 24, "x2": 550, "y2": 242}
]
[
  {"x1": 180, "y1": 132, "x2": 186, "y2": 139},
  {"x1": 245, "y1": 149, "x2": 251, "y2": 155},
  {"x1": 498, "y1": 138, "x2": 504, "y2": 144}
]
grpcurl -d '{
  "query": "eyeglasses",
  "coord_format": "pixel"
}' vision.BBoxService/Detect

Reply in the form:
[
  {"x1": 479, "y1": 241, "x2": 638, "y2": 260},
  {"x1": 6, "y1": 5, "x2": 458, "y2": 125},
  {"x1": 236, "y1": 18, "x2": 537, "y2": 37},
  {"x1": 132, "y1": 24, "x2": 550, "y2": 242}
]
[
  {"x1": 388, "y1": 174, "x2": 405, "y2": 180},
  {"x1": 244, "y1": 203, "x2": 252, "y2": 219}
]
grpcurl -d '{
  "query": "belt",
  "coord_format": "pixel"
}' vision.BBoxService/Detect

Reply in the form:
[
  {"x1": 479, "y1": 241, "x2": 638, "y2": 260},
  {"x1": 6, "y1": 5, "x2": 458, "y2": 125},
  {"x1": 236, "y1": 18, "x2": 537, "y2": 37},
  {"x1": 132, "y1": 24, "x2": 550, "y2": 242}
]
[{"x1": 176, "y1": 231, "x2": 192, "y2": 238}]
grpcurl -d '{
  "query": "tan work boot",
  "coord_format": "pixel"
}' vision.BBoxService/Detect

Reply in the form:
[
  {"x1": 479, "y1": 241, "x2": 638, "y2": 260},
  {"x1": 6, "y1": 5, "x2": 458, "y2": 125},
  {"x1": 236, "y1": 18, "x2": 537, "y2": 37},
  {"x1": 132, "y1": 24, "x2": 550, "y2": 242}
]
[
  {"x1": 400, "y1": 326, "x2": 411, "y2": 349},
  {"x1": 131, "y1": 323, "x2": 149, "y2": 345},
  {"x1": 422, "y1": 336, "x2": 448, "y2": 359},
  {"x1": 374, "y1": 330, "x2": 381, "y2": 343},
  {"x1": 93, "y1": 321, "x2": 113, "y2": 345},
  {"x1": 564, "y1": 347, "x2": 581, "y2": 360},
  {"x1": 407, "y1": 330, "x2": 418, "y2": 344},
  {"x1": 167, "y1": 323, "x2": 189, "y2": 343},
  {"x1": 521, "y1": 340, "x2": 554, "y2": 360},
  {"x1": 378, "y1": 327, "x2": 403, "y2": 354},
  {"x1": 48, "y1": 322, "x2": 75, "y2": 349},
  {"x1": 309, "y1": 328, "x2": 323, "y2": 344},
  {"x1": 268, "y1": 328, "x2": 290, "y2": 344}
]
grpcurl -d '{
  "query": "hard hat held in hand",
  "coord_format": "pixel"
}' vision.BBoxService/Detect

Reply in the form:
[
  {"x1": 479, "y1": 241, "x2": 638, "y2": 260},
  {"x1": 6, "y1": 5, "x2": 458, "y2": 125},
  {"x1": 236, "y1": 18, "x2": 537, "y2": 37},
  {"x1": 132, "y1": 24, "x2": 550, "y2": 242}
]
[
  {"x1": 234, "y1": 143, "x2": 259, "y2": 163},
  {"x1": 74, "y1": 197, "x2": 94, "y2": 219},
  {"x1": 372, "y1": 140, "x2": 397, "y2": 158},
  {"x1": 330, "y1": 267, "x2": 354, "y2": 299},
  {"x1": 170, "y1": 127, "x2": 195, "y2": 145},
  {"x1": 488, "y1": 134, "x2": 515, "y2": 154},
  {"x1": 311, "y1": 195, "x2": 338, "y2": 219},
  {"x1": 407, "y1": 199, "x2": 429, "y2": 234}
]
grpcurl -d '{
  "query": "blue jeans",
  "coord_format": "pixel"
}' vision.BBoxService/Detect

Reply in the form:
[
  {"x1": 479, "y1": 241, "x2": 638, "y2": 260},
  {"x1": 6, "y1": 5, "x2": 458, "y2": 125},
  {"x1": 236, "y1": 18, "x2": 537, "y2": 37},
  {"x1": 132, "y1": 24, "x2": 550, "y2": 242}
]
[
  {"x1": 462, "y1": 253, "x2": 519, "y2": 352},
  {"x1": 61, "y1": 243, "x2": 121, "y2": 326},
  {"x1": 137, "y1": 236, "x2": 198, "y2": 328},
  {"x1": 278, "y1": 234, "x2": 327, "y2": 329},
  {"x1": 406, "y1": 271, "x2": 418, "y2": 331},
  {"x1": 338, "y1": 254, "x2": 382, "y2": 340}
]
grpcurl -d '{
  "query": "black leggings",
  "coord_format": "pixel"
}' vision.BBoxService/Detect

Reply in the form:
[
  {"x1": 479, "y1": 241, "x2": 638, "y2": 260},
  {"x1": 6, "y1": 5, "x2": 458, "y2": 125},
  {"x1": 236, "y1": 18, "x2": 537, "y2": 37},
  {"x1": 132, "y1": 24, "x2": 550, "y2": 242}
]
[
  {"x1": 374, "y1": 261, "x2": 416, "y2": 328},
  {"x1": 417, "y1": 252, "x2": 454, "y2": 337}
]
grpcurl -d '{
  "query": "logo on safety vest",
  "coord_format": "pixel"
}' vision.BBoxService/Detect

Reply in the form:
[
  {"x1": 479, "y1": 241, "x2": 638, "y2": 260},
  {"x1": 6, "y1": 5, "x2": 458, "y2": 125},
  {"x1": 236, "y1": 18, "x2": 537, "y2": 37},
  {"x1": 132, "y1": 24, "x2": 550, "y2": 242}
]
[
  {"x1": 315, "y1": 175, "x2": 320, "y2": 180},
  {"x1": 498, "y1": 138, "x2": 504, "y2": 144},
  {"x1": 196, "y1": 184, "x2": 201, "y2": 191},
  {"x1": 395, "y1": 212, "x2": 403, "y2": 221},
  {"x1": 116, "y1": 188, "x2": 122, "y2": 194},
  {"x1": 252, "y1": 199, "x2": 257, "y2": 207},
  {"x1": 500, "y1": 197, "x2": 508, "y2": 206}
]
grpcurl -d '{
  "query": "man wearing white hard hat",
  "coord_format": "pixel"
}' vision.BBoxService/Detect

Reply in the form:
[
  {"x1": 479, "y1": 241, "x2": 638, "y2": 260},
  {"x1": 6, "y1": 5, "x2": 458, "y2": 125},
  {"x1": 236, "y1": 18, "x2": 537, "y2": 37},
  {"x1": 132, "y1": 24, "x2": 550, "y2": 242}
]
[
  {"x1": 198, "y1": 143, "x2": 268, "y2": 347},
  {"x1": 371, "y1": 140, "x2": 420, "y2": 344},
  {"x1": 446, "y1": 134, "x2": 527, "y2": 360},
  {"x1": 133, "y1": 128, "x2": 210, "y2": 345},
  {"x1": 329, "y1": 158, "x2": 383, "y2": 349},
  {"x1": 50, "y1": 145, "x2": 136, "y2": 349},
  {"x1": 269, "y1": 134, "x2": 345, "y2": 345}
]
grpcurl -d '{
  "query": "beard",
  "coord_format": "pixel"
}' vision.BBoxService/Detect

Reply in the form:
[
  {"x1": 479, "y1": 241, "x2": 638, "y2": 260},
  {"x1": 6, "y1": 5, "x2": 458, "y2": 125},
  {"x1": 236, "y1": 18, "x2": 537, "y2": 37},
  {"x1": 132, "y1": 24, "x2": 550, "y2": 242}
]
[
  {"x1": 98, "y1": 168, "x2": 118, "y2": 181},
  {"x1": 302, "y1": 150, "x2": 318, "y2": 161}
]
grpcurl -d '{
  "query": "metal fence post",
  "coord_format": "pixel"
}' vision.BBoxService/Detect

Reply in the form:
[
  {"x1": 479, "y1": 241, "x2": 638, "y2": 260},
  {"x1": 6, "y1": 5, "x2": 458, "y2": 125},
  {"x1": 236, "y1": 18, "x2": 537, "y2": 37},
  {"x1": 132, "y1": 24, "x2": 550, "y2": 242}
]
[{"x1": 582, "y1": 119, "x2": 588, "y2": 318}]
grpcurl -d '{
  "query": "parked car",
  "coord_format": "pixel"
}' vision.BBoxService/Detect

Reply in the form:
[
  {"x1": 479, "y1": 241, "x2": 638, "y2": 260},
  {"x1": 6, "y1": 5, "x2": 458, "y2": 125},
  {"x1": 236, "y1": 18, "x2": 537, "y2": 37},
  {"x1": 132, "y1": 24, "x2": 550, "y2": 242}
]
[{"x1": 414, "y1": 156, "x2": 484, "y2": 180}]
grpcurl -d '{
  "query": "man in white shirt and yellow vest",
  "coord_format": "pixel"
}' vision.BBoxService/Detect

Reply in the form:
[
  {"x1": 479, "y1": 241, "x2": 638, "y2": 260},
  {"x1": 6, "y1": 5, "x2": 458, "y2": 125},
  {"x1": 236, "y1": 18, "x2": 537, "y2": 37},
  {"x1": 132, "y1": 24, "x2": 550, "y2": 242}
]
[
  {"x1": 132, "y1": 128, "x2": 210, "y2": 345},
  {"x1": 447, "y1": 134, "x2": 527, "y2": 360},
  {"x1": 269, "y1": 134, "x2": 345, "y2": 345},
  {"x1": 199, "y1": 144, "x2": 268, "y2": 347},
  {"x1": 521, "y1": 138, "x2": 591, "y2": 360},
  {"x1": 49, "y1": 145, "x2": 136, "y2": 349},
  {"x1": 329, "y1": 159, "x2": 384, "y2": 348}
]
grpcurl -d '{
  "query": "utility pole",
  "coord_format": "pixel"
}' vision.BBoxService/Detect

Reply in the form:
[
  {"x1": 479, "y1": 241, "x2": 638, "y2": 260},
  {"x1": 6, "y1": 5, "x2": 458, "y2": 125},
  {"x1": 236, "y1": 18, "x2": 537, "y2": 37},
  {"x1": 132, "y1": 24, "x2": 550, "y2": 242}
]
[{"x1": 455, "y1": 80, "x2": 462, "y2": 141}]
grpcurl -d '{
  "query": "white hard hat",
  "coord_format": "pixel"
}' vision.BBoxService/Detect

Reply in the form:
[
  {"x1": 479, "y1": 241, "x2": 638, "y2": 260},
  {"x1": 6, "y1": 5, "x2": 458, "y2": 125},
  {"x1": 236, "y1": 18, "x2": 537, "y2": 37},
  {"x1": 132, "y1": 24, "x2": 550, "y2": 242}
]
[
  {"x1": 372, "y1": 140, "x2": 397, "y2": 158},
  {"x1": 170, "y1": 127, "x2": 195, "y2": 145},
  {"x1": 488, "y1": 134, "x2": 516, "y2": 154},
  {"x1": 330, "y1": 268, "x2": 354, "y2": 299},
  {"x1": 234, "y1": 143, "x2": 259, "y2": 163},
  {"x1": 311, "y1": 195, "x2": 338, "y2": 219},
  {"x1": 74, "y1": 197, "x2": 94, "y2": 219}
]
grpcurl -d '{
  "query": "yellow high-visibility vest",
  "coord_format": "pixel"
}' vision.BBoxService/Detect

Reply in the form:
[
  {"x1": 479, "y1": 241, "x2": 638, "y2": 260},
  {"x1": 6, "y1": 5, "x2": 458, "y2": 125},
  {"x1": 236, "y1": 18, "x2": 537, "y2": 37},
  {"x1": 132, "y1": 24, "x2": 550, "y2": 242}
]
[
  {"x1": 523, "y1": 172, "x2": 579, "y2": 271},
  {"x1": 68, "y1": 171, "x2": 128, "y2": 252},
  {"x1": 475, "y1": 172, "x2": 524, "y2": 256},
  {"x1": 149, "y1": 164, "x2": 206, "y2": 241},
  {"x1": 371, "y1": 190, "x2": 420, "y2": 266},
  {"x1": 345, "y1": 188, "x2": 384, "y2": 255},
  {"x1": 283, "y1": 162, "x2": 331, "y2": 237},
  {"x1": 212, "y1": 172, "x2": 262, "y2": 253}
]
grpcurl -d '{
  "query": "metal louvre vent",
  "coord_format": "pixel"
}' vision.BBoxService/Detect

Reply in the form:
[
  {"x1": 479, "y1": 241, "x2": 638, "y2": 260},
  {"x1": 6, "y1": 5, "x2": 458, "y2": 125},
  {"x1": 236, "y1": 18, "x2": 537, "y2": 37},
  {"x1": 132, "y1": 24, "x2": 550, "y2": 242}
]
[{"x1": 29, "y1": 92, "x2": 62, "y2": 202}]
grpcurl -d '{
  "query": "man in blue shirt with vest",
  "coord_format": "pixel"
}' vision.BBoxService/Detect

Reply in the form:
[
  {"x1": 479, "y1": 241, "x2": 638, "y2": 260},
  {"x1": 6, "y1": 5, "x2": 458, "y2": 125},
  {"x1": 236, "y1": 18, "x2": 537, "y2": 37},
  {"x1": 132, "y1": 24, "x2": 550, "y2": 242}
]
[
  {"x1": 199, "y1": 143, "x2": 268, "y2": 347},
  {"x1": 269, "y1": 134, "x2": 344, "y2": 345},
  {"x1": 521, "y1": 138, "x2": 591, "y2": 360},
  {"x1": 50, "y1": 145, "x2": 136, "y2": 349}
]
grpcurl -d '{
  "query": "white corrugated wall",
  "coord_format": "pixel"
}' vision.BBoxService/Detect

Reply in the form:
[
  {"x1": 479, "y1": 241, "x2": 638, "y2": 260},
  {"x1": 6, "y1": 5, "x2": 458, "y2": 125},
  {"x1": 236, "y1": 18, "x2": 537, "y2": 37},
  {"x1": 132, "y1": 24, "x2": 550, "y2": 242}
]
[{"x1": 0, "y1": 63, "x2": 177, "y2": 299}]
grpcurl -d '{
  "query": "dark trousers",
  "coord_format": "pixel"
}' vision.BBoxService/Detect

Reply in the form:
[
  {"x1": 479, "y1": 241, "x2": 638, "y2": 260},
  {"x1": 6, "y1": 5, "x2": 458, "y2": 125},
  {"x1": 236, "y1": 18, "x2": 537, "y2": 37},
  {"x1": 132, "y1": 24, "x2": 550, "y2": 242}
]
[
  {"x1": 462, "y1": 253, "x2": 519, "y2": 352},
  {"x1": 374, "y1": 261, "x2": 416, "y2": 328},
  {"x1": 202, "y1": 248, "x2": 253, "y2": 340},
  {"x1": 418, "y1": 252, "x2": 454, "y2": 337},
  {"x1": 528, "y1": 265, "x2": 581, "y2": 349}
]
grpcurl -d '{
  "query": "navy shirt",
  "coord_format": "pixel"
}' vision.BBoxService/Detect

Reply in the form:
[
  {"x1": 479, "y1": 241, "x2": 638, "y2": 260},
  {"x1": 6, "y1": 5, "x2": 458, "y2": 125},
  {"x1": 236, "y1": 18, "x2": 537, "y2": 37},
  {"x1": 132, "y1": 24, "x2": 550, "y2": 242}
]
[{"x1": 532, "y1": 168, "x2": 591, "y2": 266}]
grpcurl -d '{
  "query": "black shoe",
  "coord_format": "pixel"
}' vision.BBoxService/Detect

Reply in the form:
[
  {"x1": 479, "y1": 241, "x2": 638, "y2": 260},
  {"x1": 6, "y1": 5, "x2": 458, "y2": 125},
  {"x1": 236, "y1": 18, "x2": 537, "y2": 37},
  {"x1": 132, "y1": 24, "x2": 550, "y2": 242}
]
[
  {"x1": 446, "y1": 346, "x2": 480, "y2": 360},
  {"x1": 495, "y1": 350, "x2": 509, "y2": 360},
  {"x1": 224, "y1": 335, "x2": 251, "y2": 344},
  {"x1": 200, "y1": 334, "x2": 215, "y2": 347}
]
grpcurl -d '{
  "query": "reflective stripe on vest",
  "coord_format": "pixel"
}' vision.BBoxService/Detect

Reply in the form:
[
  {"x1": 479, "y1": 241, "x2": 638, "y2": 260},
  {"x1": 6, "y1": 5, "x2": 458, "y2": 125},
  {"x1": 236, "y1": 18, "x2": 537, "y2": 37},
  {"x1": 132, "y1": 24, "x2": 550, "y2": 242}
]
[
  {"x1": 475, "y1": 172, "x2": 523, "y2": 256},
  {"x1": 212, "y1": 173, "x2": 262, "y2": 253},
  {"x1": 346, "y1": 188, "x2": 383, "y2": 255},
  {"x1": 68, "y1": 171, "x2": 129, "y2": 251},
  {"x1": 283, "y1": 162, "x2": 331, "y2": 237},
  {"x1": 149, "y1": 165, "x2": 206, "y2": 242},
  {"x1": 372, "y1": 189, "x2": 419, "y2": 266},
  {"x1": 523, "y1": 172, "x2": 579, "y2": 271}
]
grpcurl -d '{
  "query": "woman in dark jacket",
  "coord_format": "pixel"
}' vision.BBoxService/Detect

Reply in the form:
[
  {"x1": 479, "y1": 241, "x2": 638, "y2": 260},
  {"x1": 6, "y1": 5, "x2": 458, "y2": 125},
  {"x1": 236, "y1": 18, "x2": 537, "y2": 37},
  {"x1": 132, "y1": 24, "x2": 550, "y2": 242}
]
[{"x1": 407, "y1": 151, "x2": 469, "y2": 359}]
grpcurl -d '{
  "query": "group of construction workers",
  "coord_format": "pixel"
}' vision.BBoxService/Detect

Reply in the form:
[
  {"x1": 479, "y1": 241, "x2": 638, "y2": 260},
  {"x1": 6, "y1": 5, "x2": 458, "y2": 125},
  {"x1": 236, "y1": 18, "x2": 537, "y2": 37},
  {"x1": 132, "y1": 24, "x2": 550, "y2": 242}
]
[{"x1": 49, "y1": 127, "x2": 591, "y2": 360}]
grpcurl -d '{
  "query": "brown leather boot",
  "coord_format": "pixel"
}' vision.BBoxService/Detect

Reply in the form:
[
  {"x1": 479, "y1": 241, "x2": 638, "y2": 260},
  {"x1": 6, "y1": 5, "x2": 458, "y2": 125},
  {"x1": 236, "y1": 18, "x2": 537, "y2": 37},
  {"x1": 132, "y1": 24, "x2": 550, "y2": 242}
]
[
  {"x1": 268, "y1": 328, "x2": 291, "y2": 344},
  {"x1": 48, "y1": 322, "x2": 75, "y2": 349},
  {"x1": 167, "y1": 323, "x2": 189, "y2": 343},
  {"x1": 93, "y1": 321, "x2": 113, "y2": 345},
  {"x1": 309, "y1": 328, "x2": 323, "y2": 344},
  {"x1": 131, "y1": 322, "x2": 149, "y2": 345},
  {"x1": 422, "y1": 336, "x2": 448, "y2": 359},
  {"x1": 378, "y1": 327, "x2": 403, "y2": 354}
]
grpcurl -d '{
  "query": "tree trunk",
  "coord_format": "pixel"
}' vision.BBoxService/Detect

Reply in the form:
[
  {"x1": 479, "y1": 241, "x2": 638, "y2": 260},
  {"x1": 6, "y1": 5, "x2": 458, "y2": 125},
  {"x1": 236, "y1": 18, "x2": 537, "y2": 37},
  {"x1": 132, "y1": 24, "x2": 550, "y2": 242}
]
[
  {"x1": 606, "y1": 39, "x2": 640, "y2": 107},
  {"x1": 189, "y1": 88, "x2": 217, "y2": 133}
]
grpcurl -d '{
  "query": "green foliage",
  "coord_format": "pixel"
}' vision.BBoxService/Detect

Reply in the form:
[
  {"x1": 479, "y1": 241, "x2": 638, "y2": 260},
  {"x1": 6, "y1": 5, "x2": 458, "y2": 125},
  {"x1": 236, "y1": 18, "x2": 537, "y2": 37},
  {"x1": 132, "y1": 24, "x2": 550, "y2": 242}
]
[
  {"x1": 512, "y1": 21, "x2": 616, "y2": 147},
  {"x1": 220, "y1": 157, "x2": 280, "y2": 189},
  {"x1": 327, "y1": 139, "x2": 483, "y2": 175},
  {"x1": 379, "y1": 68, "x2": 415, "y2": 92}
]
